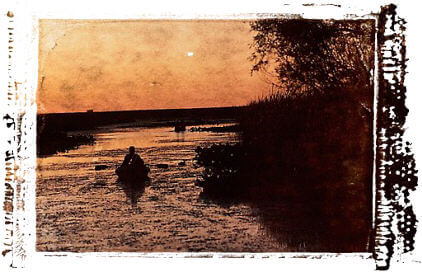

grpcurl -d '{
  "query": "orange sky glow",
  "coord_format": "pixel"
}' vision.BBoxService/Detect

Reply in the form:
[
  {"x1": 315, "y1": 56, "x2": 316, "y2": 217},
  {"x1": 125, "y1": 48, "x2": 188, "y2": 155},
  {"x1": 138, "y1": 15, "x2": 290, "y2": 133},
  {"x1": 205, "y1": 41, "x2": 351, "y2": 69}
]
[{"x1": 38, "y1": 20, "x2": 270, "y2": 113}]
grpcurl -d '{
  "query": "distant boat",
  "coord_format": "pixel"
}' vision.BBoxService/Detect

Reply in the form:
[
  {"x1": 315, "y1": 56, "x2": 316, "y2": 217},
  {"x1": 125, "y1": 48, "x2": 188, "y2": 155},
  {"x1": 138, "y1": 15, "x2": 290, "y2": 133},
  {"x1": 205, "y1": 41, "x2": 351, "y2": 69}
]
[
  {"x1": 174, "y1": 121, "x2": 186, "y2": 132},
  {"x1": 87, "y1": 109, "x2": 94, "y2": 113}
]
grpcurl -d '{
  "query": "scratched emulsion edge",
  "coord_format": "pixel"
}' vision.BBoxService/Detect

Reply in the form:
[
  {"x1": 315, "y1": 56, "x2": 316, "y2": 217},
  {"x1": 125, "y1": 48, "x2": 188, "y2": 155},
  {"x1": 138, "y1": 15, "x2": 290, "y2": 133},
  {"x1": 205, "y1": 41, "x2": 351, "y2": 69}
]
[
  {"x1": 2, "y1": 6, "x2": 38, "y2": 268},
  {"x1": 373, "y1": 4, "x2": 418, "y2": 270},
  {"x1": 2, "y1": 10, "x2": 18, "y2": 266}
]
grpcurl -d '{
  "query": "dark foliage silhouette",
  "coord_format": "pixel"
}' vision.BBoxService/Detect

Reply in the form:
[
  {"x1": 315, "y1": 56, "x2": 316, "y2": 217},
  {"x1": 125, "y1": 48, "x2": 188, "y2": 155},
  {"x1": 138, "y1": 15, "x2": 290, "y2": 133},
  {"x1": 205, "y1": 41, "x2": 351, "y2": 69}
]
[
  {"x1": 195, "y1": 19, "x2": 375, "y2": 251},
  {"x1": 249, "y1": 19, "x2": 375, "y2": 95}
]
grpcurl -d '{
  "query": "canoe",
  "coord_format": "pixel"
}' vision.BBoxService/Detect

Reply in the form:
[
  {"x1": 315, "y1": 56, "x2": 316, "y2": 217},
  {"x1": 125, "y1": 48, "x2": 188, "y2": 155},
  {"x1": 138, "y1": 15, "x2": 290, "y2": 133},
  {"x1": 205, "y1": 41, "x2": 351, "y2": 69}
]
[{"x1": 115, "y1": 165, "x2": 150, "y2": 183}]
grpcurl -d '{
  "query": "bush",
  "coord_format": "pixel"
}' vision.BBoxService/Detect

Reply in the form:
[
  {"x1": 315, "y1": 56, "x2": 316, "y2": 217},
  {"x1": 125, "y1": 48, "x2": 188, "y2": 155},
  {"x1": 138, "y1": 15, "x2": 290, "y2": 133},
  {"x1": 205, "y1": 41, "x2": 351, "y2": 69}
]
[{"x1": 194, "y1": 144, "x2": 245, "y2": 197}]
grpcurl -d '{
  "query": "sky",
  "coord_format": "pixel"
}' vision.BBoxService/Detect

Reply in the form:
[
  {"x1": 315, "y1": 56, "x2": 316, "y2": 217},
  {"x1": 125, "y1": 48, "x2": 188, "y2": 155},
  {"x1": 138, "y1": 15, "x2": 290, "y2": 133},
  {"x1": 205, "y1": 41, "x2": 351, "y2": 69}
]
[{"x1": 37, "y1": 20, "x2": 270, "y2": 113}]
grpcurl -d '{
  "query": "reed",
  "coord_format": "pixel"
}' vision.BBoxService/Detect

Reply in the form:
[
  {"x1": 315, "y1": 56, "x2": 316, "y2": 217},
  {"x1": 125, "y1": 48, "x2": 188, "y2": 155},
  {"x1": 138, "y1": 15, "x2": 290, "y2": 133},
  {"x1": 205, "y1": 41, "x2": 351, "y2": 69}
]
[{"x1": 195, "y1": 87, "x2": 373, "y2": 251}]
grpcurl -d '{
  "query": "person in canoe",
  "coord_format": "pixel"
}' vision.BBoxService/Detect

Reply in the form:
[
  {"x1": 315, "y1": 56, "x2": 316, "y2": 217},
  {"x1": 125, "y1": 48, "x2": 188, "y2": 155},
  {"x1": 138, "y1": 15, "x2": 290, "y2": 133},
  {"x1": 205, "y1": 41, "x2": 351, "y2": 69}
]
[{"x1": 116, "y1": 146, "x2": 149, "y2": 181}]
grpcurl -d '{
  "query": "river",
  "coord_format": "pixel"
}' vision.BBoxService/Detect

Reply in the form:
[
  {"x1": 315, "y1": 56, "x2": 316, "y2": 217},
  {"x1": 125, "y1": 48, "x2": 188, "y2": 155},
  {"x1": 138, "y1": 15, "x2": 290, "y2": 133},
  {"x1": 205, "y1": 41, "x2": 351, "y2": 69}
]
[{"x1": 36, "y1": 123, "x2": 287, "y2": 252}]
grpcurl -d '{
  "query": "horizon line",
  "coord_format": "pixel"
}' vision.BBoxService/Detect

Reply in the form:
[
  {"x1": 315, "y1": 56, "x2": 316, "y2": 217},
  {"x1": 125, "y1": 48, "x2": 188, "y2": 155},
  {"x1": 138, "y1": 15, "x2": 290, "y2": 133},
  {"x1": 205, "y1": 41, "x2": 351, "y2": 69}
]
[{"x1": 38, "y1": 105, "x2": 245, "y2": 115}]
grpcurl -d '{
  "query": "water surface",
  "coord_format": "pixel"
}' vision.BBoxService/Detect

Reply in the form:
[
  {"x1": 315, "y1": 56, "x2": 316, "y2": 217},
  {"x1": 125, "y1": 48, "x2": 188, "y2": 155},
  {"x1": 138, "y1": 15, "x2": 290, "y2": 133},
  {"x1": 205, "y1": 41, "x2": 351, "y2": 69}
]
[{"x1": 37, "y1": 124, "x2": 286, "y2": 252}]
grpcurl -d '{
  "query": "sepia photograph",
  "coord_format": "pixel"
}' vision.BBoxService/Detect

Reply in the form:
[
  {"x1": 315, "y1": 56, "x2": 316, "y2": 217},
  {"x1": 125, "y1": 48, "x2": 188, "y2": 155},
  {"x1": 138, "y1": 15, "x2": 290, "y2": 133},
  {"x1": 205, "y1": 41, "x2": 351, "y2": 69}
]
[
  {"x1": 1, "y1": 1, "x2": 421, "y2": 271},
  {"x1": 36, "y1": 18, "x2": 374, "y2": 253}
]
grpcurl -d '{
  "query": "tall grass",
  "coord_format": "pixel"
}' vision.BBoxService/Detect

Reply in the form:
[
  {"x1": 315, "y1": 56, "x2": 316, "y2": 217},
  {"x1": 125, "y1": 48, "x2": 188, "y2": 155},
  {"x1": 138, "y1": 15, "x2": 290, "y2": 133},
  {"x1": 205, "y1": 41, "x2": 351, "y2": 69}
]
[
  {"x1": 195, "y1": 86, "x2": 373, "y2": 251},
  {"x1": 241, "y1": 87, "x2": 373, "y2": 247}
]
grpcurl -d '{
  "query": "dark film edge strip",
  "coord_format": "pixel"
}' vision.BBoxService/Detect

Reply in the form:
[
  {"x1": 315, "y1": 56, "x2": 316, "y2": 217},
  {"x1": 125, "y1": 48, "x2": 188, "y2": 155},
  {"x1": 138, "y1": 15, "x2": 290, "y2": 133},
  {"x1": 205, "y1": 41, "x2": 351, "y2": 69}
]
[{"x1": 374, "y1": 4, "x2": 418, "y2": 270}]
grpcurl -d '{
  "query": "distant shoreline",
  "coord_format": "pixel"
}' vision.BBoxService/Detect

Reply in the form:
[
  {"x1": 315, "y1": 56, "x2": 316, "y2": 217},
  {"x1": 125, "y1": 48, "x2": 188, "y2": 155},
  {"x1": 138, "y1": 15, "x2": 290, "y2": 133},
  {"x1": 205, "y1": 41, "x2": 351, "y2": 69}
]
[
  {"x1": 38, "y1": 106, "x2": 244, "y2": 133},
  {"x1": 38, "y1": 106, "x2": 246, "y2": 117},
  {"x1": 37, "y1": 106, "x2": 243, "y2": 157}
]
